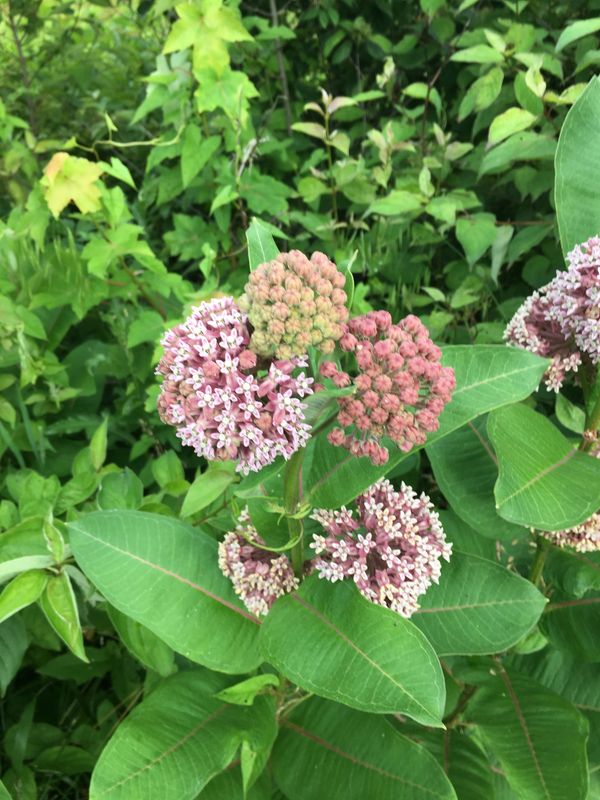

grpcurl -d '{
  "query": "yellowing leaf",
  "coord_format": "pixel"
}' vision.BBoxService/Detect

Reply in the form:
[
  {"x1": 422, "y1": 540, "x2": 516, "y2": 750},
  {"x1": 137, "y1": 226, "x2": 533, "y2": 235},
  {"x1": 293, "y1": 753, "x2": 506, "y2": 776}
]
[
  {"x1": 42, "y1": 153, "x2": 104, "y2": 218},
  {"x1": 488, "y1": 107, "x2": 537, "y2": 145},
  {"x1": 163, "y1": 1, "x2": 252, "y2": 75}
]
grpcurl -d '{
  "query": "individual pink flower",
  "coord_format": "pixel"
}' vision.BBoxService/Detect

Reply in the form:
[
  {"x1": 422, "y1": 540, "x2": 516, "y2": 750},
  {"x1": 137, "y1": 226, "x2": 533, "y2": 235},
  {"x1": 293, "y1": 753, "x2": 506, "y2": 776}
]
[
  {"x1": 218, "y1": 509, "x2": 299, "y2": 616},
  {"x1": 310, "y1": 478, "x2": 451, "y2": 618},
  {"x1": 321, "y1": 311, "x2": 455, "y2": 464},
  {"x1": 156, "y1": 297, "x2": 313, "y2": 475},
  {"x1": 239, "y1": 250, "x2": 348, "y2": 359},
  {"x1": 543, "y1": 514, "x2": 600, "y2": 553},
  {"x1": 505, "y1": 235, "x2": 600, "y2": 391}
]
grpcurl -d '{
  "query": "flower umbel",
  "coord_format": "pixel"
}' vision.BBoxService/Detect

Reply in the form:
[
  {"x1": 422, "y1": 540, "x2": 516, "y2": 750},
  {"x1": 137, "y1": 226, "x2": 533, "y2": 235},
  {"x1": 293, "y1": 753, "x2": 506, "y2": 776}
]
[
  {"x1": 156, "y1": 296, "x2": 313, "y2": 474},
  {"x1": 543, "y1": 514, "x2": 600, "y2": 553},
  {"x1": 310, "y1": 478, "x2": 452, "y2": 618},
  {"x1": 321, "y1": 311, "x2": 455, "y2": 465},
  {"x1": 218, "y1": 510, "x2": 299, "y2": 616},
  {"x1": 505, "y1": 235, "x2": 600, "y2": 391},
  {"x1": 239, "y1": 250, "x2": 348, "y2": 359}
]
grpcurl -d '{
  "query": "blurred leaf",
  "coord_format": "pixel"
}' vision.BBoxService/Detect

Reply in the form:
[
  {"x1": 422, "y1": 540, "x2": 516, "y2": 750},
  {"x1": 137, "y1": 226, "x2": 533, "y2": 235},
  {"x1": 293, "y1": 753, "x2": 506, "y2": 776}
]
[
  {"x1": 0, "y1": 616, "x2": 28, "y2": 696},
  {"x1": 41, "y1": 152, "x2": 103, "y2": 217},
  {"x1": 556, "y1": 18, "x2": 600, "y2": 52},
  {"x1": 0, "y1": 571, "x2": 48, "y2": 625}
]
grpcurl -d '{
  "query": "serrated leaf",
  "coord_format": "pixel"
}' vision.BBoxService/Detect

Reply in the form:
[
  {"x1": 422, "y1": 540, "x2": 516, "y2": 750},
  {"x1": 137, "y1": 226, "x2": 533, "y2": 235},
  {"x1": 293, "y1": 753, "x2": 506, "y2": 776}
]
[
  {"x1": 42, "y1": 153, "x2": 103, "y2": 217},
  {"x1": 260, "y1": 575, "x2": 445, "y2": 726}
]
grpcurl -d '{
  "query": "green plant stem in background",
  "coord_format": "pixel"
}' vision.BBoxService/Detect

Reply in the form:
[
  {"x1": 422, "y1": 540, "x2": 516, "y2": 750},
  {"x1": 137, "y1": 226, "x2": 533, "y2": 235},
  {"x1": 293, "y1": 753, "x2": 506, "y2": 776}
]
[
  {"x1": 284, "y1": 448, "x2": 306, "y2": 577},
  {"x1": 529, "y1": 535, "x2": 549, "y2": 586}
]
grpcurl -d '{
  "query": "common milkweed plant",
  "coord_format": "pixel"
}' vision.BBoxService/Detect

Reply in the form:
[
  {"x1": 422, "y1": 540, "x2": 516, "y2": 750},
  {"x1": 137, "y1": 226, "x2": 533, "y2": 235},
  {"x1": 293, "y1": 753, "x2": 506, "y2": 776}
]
[{"x1": 5, "y1": 81, "x2": 600, "y2": 800}]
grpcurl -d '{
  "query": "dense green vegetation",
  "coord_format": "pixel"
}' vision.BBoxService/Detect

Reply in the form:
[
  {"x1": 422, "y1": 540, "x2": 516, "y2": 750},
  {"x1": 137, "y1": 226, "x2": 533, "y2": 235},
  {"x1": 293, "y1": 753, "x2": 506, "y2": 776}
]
[{"x1": 1, "y1": 1, "x2": 600, "y2": 798}]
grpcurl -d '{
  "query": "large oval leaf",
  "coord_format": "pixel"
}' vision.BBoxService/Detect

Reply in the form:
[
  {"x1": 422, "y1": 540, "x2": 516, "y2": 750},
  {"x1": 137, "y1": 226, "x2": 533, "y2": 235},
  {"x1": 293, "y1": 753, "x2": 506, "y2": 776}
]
[
  {"x1": 469, "y1": 669, "x2": 589, "y2": 800},
  {"x1": 413, "y1": 730, "x2": 494, "y2": 800},
  {"x1": 308, "y1": 345, "x2": 548, "y2": 508},
  {"x1": 555, "y1": 76, "x2": 600, "y2": 255},
  {"x1": 488, "y1": 404, "x2": 600, "y2": 530},
  {"x1": 272, "y1": 696, "x2": 457, "y2": 800},
  {"x1": 427, "y1": 416, "x2": 523, "y2": 540},
  {"x1": 412, "y1": 552, "x2": 546, "y2": 655},
  {"x1": 90, "y1": 670, "x2": 276, "y2": 800},
  {"x1": 68, "y1": 511, "x2": 262, "y2": 673},
  {"x1": 543, "y1": 593, "x2": 600, "y2": 661},
  {"x1": 260, "y1": 575, "x2": 445, "y2": 726}
]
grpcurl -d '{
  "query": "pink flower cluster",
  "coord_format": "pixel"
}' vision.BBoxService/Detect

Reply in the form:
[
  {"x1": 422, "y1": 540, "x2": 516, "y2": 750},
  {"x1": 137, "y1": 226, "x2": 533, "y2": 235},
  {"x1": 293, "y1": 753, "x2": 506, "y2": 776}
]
[
  {"x1": 310, "y1": 478, "x2": 451, "y2": 618},
  {"x1": 321, "y1": 311, "x2": 455, "y2": 465},
  {"x1": 239, "y1": 250, "x2": 348, "y2": 359},
  {"x1": 156, "y1": 297, "x2": 313, "y2": 474},
  {"x1": 505, "y1": 236, "x2": 600, "y2": 391},
  {"x1": 543, "y1": 514, "x2": 600, "y2": 553},
  {"x1": 218, "y1": 509, "x2": 299, "y2": 616}
]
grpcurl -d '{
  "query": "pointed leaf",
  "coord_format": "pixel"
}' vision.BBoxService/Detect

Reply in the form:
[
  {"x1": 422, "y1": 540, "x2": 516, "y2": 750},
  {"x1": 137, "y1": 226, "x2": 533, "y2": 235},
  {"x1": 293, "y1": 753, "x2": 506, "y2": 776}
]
[
  {"x1": 412, "y1": 552, "x2": 546, "y2": 655},
  {"x1": 260, "y1": 575, "x2": 445, "y2": 726},
  {"x1": 246, "y1": 218, "x2": 280, "y2": 270},
  {"x1": 555, "y1": 76, "x2": 600, "y2": 254},
  {"x1": 272, "y1": 696, "x2": 457, "y2": 800},
  {"x1": 39, "y1": 574, "x2": 87, "y2": 662},
  {"x1": 107, "y1": 605, "x2": 175, "y2": 677},
  {"x1": 0, "y1": 616, "x2": 28, "y2": 696},
  {"x1": 0, "y1": 571, "x2": 48, "y2": 625},
  {"x1": 68, "y1": 511, "x2": 262, "y2": 673}
]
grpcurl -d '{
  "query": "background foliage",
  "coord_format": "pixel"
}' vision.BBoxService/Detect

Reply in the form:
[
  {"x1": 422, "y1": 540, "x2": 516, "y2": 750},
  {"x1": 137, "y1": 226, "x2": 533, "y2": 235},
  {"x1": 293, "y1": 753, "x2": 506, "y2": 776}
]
[{"x1": 1, "y1": 0, "x2": 600, "y2": 798}]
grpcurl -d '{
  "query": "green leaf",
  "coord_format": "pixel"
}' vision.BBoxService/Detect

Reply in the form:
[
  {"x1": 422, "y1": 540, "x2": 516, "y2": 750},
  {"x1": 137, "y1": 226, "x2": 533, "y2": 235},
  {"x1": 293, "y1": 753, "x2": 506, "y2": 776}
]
[
  {"x1": 450, "y1": 44, "x2": 504, "y2": 63},
  {"x1": 210, "y1": 184, "x2": 239, "y2": 214},
  {"x1": 181, "y1": 467, "x2": 235, "y2": 518},
  {"x1": 97, "y1": 469, "x2": 143, "y2": 510},
  {"x1": 0, "y1": 571, "x2": 48, "y2": 625},
  {"x1": 488, "y1": 107, "x2": 537, "y2": 145},
  {"x1": 456, "y1": 213, "x2": 497, "y2": 265},
  {"x1": 90, "y1": 670, "x2": 276, "y2": 800},
  {"x1": 180, "y1": 126, "x2": 220, "y2": 188},
  {"x1": 427, "y1": 416, "x2": 524, "y2": 540},
  {"x1": 488, "y1": 404, "x2": 600, "y2": 530},
  {"x1": 366, "y1": 190, "x2": 423, "y2": 216},
  {"x1": 412, "y1": 552, "x2": 546, "y2": 655},
  {"x1": 458, "y1": 67, "x2": 504, "y2": 120},
  {"x1": 0, "y1": 555, "x2": 55, "y2": 584},
  {"x1": 556, "y1": 18, "x2": 600, "y2": 52},
  {"x1": 0, "y1": 616, "x2": 28, "y2": 696},
  {"x1": 543, "y1": 592, "x2": 600, "y2": 661},
  {"x1": 101, "y1": 157, "x2": 136, "y2": 188},
  {"x1": 68, "y1": 511, "x2": 262, "y2": 673},
  {"x1": 90, "y1": 417, "x2": 108, "y2": 471},
  {"x1": 39, "y1": 574, "x2": 88, "y2": 662},
  {"x1": 272, "y1": 696, "x2": 457, "y2": 800},
  {"x1": 0, "y1": 780, "x2": 10, "y2": 800},
  {"x1": 480, "y1": 132, "x2": 556, "y2": 176},
  {"x1": 555, "y1": 393, "x2": 586, "y2": 434},
  {"x1": 308, "y1": 346, "x2": 548, "y2": 508},
  {"x1": 107, "y1": 604, "x2": 176, "y2": 677},
  {"x1": 468, "y1": 669, "x2": 589, "y2": 800},
  {"x1": 415, "y1": 730, "x2": 494, "y2": 800},
  {"x1": 215, "y1": 674, "x2": 280, "y2": 706},
  {"x1": 291, "y1": 122, "x2": 327, "y2": 140},
  {"x1": 246, "y1": 218, "x2": 280, "y2": 270},
  {"x1": 127, "y1": 310, "x2": 164, "y2": 348},
  {"x1": 555, "y1": 76, "x2": 600, "y2": 255},
  {"x1": 260, "y1": 575, "x2": 445, "y2": 726}
]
